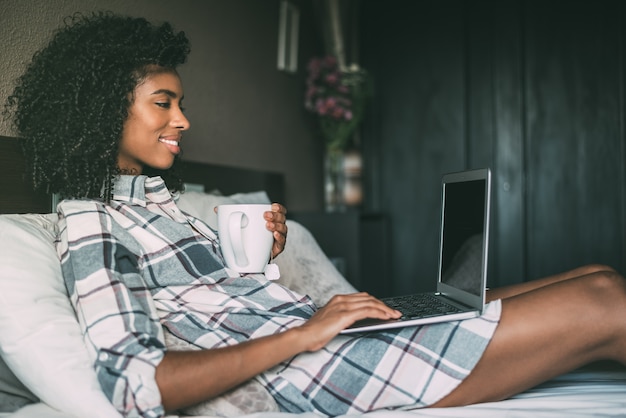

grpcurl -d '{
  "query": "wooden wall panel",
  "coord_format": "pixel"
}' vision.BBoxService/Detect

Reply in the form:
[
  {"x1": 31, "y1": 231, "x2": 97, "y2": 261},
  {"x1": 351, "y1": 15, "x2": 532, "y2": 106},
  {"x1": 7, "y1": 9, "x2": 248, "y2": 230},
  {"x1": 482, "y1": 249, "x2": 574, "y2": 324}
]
[
  {"x1": 524, "y1": 0, "x2": 625, "y2": 276},
  {"x1": 491, "y1": 0, "x2": 526, "y2": 286},
  {"x1": 362, "y1": 0, "x2": 468, "y2": 295},
  {"x1": 361, "y1": 0, "x2": 626, "y2": 293}
]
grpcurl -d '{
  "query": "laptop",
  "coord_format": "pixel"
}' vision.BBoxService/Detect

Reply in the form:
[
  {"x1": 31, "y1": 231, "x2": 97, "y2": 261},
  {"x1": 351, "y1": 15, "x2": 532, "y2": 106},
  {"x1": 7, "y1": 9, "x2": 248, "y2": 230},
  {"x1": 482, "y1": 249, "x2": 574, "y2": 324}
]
[{"x1": 341, "y1": 168, "x2": 491, "y2": 334}]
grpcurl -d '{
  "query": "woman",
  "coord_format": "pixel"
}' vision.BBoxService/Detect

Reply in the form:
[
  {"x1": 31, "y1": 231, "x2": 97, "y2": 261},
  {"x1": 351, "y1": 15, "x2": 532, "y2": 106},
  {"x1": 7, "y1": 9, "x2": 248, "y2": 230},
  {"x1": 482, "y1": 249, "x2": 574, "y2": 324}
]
[{"x1": 5, "y1": 11, "x2": 626, "y2": 418}]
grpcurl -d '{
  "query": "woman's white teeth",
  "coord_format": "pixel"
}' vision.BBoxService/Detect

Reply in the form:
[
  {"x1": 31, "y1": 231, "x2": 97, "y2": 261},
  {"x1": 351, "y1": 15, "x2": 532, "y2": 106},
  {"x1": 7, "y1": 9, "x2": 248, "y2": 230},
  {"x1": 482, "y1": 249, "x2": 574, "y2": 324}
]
[{"x1": 159, "y1": 138, "x2": 178, "y2": 146}]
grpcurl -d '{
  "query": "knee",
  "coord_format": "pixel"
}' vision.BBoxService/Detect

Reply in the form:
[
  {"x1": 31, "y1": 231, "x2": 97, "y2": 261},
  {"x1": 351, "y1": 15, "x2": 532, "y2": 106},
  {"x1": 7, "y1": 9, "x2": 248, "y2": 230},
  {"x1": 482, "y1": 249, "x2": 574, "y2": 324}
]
[
  {"x1": 585, "y1": 270, "x2": 626, "y2": 301},
  {"x1": 579, "y1": 264, "x2": 617, "y2": 276}
]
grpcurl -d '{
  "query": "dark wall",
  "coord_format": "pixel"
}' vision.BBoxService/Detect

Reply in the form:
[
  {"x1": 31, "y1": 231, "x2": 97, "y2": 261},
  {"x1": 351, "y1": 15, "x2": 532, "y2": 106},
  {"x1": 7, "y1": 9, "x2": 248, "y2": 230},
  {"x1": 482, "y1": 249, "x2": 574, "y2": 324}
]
[{"x1": 361, "y1": 0, "x2": 626, "y2": 295}]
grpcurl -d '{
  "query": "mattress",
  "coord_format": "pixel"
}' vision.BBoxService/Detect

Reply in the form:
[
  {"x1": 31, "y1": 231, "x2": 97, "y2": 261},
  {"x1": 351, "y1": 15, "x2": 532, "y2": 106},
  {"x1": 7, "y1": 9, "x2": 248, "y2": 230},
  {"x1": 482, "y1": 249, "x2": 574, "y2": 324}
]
[{"x1": 4, "y1": 365, "x2": 626, "y2": 418}]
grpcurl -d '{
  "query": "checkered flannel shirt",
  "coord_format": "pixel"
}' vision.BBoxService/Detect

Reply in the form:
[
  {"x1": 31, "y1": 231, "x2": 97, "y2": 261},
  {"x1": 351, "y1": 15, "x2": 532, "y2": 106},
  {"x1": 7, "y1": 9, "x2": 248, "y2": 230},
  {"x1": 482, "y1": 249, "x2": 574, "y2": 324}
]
[{"x1": 56, "y1": 175, "x2": 315, "y2": 417}]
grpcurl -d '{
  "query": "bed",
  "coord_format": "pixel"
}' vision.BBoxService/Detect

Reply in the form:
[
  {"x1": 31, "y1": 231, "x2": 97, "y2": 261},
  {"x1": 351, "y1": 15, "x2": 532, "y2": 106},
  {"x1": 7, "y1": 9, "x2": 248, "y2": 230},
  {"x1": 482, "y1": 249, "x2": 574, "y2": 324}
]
[{"x1": 1, "y1": 134, "x2": 625, "y2": 418}]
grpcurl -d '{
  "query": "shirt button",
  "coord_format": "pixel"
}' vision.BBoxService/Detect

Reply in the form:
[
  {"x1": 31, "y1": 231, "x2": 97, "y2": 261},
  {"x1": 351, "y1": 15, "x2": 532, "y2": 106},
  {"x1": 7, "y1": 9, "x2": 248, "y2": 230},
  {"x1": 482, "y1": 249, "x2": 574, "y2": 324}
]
[{"x1": 98, "y1": 352, "x2": 110, "y2": 362}]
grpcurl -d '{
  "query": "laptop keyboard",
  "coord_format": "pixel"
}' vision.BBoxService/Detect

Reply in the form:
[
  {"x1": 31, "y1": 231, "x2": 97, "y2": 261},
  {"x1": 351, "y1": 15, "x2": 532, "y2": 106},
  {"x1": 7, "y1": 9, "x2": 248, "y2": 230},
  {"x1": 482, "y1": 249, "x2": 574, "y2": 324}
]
[{"x1": 381, "y1": 293, "x2": 465, "y2": 319}]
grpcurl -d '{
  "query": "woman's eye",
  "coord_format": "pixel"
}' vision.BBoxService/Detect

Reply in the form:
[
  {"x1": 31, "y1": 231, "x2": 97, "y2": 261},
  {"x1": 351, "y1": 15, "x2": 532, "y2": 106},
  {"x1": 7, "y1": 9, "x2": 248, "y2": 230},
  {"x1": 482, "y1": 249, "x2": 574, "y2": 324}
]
[{"x1": 156, "y1": 102, "x2": 171, "y2": 109}]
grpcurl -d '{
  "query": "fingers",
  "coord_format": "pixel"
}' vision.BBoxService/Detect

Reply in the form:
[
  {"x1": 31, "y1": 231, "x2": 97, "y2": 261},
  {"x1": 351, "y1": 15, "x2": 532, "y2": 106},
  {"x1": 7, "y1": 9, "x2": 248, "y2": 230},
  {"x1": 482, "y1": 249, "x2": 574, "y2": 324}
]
[
  {"x1": 270, "y1": 229, "x2": 287, "y2": 258},
  {"x1": 264, "y1": 204, "x2": 287, "y2": 231},
  {"x1": 265, "y1": 203, "x2": 287, "y2": 258},
  {"x1": 326, "y1": 292, "x2": 401, "y2": 321},
  {"x1": 299, "y1": 293, "x2": 402, "y2": 351}
]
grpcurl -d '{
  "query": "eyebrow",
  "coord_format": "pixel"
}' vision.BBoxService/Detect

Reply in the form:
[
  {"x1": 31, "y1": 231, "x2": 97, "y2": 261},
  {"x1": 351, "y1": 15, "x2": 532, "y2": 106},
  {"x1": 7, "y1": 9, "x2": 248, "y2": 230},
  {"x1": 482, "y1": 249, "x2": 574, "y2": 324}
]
[{"x1": 151, "y1": 89, "x2": 184, "y2": 100}]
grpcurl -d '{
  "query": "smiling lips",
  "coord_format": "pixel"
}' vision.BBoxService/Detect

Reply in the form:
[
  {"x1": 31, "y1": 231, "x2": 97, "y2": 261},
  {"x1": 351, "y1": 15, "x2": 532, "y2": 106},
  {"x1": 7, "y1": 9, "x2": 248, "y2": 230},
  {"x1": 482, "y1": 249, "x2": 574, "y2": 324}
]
[{"x1": 158, "y1": 136, "x2": 181, "y2": 154}]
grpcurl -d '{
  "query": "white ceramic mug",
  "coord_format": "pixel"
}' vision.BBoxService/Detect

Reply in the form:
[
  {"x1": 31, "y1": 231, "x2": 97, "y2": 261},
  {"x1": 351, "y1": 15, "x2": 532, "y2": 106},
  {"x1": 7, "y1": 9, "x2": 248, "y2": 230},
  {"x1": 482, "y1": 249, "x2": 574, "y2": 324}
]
[{"x1": 217, "y1": 204, "x2": 273, "y2": 273}]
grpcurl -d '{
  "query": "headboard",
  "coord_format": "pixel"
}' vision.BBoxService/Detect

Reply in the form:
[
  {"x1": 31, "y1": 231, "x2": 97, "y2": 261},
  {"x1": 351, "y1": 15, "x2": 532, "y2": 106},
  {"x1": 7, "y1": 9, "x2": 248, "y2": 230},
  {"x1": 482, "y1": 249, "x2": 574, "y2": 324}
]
[{"x1": 0, "y1": 135, "x2": 285, "y2": 214}]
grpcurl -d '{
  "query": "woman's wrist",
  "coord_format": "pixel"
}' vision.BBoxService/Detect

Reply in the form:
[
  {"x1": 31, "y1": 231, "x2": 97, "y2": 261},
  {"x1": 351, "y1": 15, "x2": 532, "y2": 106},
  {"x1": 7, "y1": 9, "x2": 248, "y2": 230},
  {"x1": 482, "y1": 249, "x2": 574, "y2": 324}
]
[{"x1": 281, "y1": 325, "x2": 314, "y2": 352}]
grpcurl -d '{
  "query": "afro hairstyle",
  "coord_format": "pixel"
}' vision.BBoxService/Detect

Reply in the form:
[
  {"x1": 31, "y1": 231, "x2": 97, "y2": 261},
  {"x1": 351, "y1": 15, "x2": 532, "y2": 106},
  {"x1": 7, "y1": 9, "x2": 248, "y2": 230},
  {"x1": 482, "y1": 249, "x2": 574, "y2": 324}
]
[{"x1": 4, "y1": 11, "x2": 191, "y2": 199}]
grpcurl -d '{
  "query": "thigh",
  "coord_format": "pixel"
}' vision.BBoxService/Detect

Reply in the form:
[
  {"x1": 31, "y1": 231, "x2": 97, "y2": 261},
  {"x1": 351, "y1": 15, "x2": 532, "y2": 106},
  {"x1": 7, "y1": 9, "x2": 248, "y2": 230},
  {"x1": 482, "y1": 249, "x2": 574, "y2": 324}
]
[{"x1": 433, "y1": 271, "x2": 626, "y2": 407}]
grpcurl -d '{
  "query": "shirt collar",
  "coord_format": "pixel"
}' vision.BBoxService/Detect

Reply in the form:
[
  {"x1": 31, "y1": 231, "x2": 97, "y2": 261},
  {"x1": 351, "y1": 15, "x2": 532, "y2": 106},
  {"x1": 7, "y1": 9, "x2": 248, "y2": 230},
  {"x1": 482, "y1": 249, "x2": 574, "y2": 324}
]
[{"x1": 112, "y1": 175, "x2": 173, "y2": 207}]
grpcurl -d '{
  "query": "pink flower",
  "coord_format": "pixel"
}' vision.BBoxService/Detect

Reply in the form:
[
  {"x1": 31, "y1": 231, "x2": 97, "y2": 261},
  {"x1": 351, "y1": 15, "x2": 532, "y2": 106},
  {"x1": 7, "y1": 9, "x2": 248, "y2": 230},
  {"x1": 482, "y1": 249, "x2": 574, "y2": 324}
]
[
  {"x1": 315, "y1": 98, "x2": 328, "y2": 115},
  {"x1": 305, "y1": 55, "x2": 370, "y2": 147},
  {"x1": 325, "y1": 72, "x2": 340, "y2": 86},
  {"x1": 331, "y1": 106, "x2": 344, "y2": 119}
]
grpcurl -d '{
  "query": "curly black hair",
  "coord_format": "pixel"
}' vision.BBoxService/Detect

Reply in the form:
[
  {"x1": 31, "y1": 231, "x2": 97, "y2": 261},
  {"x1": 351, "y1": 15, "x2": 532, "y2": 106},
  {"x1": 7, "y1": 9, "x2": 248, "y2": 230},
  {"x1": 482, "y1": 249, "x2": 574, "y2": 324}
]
[{"x1": 3, "y1": 11, "x2": 190, "y2": 199}]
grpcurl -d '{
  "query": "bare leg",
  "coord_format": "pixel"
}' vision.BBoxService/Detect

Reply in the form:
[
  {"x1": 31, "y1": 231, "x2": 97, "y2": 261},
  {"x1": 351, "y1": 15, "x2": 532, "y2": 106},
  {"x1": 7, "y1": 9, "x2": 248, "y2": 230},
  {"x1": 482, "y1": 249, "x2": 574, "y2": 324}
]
[
  {"x1": 432, "y1": 268, "x2": 626, "y2": 407},
  {"x1": 487, "y1": 264, "x2": 616, "y2": 301}
]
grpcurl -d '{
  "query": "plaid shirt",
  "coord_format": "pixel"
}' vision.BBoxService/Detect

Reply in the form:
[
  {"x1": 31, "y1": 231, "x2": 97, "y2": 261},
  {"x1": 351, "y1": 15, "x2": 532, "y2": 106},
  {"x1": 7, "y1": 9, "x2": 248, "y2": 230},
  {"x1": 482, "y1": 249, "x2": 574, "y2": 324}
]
[
  {"x1": 57, "y1": 176, "x2": 315, "y2": 417},
  {"x1": 57, "y1": 175, "x2": 500, "y2": 417}
]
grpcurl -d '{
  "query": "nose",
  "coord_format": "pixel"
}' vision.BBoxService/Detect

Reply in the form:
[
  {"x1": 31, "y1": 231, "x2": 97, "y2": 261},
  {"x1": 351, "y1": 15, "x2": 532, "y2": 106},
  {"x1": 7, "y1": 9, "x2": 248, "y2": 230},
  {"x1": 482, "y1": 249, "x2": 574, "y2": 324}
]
[{"x1": 173, "y1": 107, "x2": 190, "y2": 131}]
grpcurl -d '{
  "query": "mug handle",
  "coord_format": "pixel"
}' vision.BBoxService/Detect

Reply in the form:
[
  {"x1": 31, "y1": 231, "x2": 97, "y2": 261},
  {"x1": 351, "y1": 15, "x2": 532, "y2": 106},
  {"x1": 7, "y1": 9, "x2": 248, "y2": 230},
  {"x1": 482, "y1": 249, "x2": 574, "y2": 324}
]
[{"x1": 229, "y1": 211, "x2": 249, "y2": 268}]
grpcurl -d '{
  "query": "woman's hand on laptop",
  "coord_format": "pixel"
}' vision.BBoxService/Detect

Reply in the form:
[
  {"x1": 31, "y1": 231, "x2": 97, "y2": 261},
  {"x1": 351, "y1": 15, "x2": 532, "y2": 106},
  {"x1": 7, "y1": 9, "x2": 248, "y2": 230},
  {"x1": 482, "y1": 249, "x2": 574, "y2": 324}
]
[{"x1": 295, "y1": 293, "x2": 401, "y2": 351}]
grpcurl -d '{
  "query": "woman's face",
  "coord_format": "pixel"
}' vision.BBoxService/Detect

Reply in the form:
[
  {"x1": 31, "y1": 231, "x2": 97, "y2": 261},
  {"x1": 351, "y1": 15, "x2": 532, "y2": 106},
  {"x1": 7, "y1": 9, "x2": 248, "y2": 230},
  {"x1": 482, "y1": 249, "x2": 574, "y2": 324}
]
[{"x1": 118, "y1": 71, "x2": 190, "y2": 173}]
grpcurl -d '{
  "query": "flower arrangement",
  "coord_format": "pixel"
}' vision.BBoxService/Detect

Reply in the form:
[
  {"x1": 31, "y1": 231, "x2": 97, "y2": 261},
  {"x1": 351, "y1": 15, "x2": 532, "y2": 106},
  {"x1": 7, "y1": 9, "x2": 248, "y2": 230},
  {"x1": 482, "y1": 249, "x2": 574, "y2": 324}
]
[{"x1": 304, "y1": 55, "x2": 370, "y2": 151}]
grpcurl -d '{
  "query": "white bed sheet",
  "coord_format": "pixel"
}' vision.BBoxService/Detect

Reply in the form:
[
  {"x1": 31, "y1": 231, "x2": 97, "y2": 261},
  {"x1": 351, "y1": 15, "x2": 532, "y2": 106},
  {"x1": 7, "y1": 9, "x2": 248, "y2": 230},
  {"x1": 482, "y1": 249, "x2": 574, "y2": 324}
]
[{"x1": 4, "y1": 366, "x2": 626, "y2": 418}]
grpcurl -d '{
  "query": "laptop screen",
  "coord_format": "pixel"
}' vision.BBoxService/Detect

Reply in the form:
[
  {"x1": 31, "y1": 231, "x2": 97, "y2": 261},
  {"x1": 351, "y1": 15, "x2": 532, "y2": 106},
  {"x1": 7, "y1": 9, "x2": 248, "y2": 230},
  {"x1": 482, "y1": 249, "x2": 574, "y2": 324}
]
[{"x1": 438, "y1": 169, "x2": 490, "y2": 304}]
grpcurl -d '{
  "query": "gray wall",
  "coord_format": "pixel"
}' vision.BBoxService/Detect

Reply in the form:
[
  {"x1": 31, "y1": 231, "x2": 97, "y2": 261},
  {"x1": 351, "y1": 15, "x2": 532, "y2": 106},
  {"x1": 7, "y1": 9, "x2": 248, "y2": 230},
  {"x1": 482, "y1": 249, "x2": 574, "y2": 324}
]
[{"x1": 0, "y1": 0, "x2": 323, "y2": 211}]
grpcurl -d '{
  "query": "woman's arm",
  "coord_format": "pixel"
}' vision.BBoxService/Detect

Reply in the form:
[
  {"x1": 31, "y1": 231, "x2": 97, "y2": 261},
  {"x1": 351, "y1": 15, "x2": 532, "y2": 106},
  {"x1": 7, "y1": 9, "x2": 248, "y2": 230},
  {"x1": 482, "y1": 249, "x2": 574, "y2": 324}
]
[
  {"x1": 156, "y1": 292, "x2": 401, "y2": 412},
  {"x1": 58, "y1": 200, "x2": 168, "y2": 416}
]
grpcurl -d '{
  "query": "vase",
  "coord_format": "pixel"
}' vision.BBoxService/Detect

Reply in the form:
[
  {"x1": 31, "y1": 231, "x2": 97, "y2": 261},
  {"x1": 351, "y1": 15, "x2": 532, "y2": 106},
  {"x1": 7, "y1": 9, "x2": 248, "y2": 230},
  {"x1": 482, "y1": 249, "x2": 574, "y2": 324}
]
[
  {"x1": 323, "y1": 148, "x2": 363, "y2": 212},
  {"x1": 324, "y1": 149, "x2": 345, "y2": 212},
  {"x1": 342, "y1": 148, "x2": 363, "y2": 207}
]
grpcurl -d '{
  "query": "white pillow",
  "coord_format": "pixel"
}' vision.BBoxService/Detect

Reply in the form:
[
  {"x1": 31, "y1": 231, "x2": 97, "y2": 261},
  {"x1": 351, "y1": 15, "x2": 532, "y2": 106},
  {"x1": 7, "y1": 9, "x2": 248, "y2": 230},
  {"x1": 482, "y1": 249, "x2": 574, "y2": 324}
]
[
  {"x1": 0, "y1": 214, "x2": 121, "y2": 418},
  {"x1": 177, "y1": 190, "x2": 271, "y2": 229}
]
